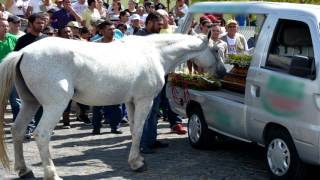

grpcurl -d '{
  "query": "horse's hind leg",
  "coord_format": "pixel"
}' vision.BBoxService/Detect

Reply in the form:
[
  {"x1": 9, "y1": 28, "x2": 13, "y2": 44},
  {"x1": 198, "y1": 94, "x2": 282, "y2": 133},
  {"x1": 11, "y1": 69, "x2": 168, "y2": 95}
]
[
  {"x1": 33, "y1": 101, "x2": 69, "y2": 180},
  {"x1": 128, "y1": 98, "x2": 153, "y2": 171},
  {"x1": 125, "y1": 102, "x2": 134, "y2": 134},
  {"x1": 11, "y1": 101, "x2": 40, "y2": 178},
  {"x1": 33, "y1": 104, "x2": 68, "y2": 180}
]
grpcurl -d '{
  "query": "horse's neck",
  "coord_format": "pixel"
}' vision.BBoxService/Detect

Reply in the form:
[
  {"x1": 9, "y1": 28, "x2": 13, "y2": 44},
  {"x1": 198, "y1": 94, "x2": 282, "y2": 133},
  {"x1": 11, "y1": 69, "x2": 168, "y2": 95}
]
[{"x1": 156, "y1": 36, "x2": 207, "y2": 74}]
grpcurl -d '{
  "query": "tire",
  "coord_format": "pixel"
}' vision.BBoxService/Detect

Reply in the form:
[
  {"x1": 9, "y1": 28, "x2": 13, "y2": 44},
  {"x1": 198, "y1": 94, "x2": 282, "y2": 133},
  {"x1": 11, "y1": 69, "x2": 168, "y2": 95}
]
[
  {"x1": 265, "y1": 129, "x2": 305, "y2": 180},
  {"x1": 187, "y1": 106, "x2": 215, "y2": 149}
]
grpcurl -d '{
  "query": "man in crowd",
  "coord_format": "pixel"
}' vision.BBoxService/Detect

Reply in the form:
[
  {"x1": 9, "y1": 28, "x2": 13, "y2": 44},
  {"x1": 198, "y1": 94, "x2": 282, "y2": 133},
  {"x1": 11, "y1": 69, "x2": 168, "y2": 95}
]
[
  {"x1": 0, "y1": 18, "x2": 17, "y2": 62},
  {"x1": 51, "y1": 0, "x2": 82, "y2": 29},
  {"x1": 7, "y1": 15, "x2": 25, "y2": 37},
  {"x1": 156, "y1": 9, "x2": 187, "y2": 135},
  {"x1": 136, "y1": 12, "x2": 169, "y2": 154},
  {"x1": 210, "y1": 23, "x2": 227, "y2": 59},
  {"x1": 0, "y1": 18, "x2": 20, "y2": 123},
  {"x1": 91, "y1": 20, "x2": 123, "y2": 135},
  {"x1": 171, "y1": 0, "x2": 188, "y2": 25},
  {"x1": 127, "y1": 13, "x2": 140, "y2": 35},
  {"x1": 14, "y1": 13, "x2": 47, "y2": 139},
  {"x1": 220, "y1": 19, "x2": 248, "y2": 55},
  {"x1": 81, "y1": 0, "x2": 100, "y2": 31}
]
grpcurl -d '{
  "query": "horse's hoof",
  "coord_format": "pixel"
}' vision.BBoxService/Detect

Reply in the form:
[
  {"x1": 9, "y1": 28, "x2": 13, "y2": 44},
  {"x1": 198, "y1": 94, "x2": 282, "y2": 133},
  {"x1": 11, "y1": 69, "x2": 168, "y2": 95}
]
[
  {"x1": 133, "y1": 162, "x2": 148, "y2": 172},
  {"x1": 20, "y1": 170, "x2": 35, "y2": 178}
]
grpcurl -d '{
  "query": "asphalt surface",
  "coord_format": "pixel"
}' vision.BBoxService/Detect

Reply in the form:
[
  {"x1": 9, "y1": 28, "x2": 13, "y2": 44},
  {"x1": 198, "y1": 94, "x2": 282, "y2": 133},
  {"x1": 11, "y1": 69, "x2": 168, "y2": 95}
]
[{"x1": 1, "y1": 108, "x2": 319, "y2": 180}]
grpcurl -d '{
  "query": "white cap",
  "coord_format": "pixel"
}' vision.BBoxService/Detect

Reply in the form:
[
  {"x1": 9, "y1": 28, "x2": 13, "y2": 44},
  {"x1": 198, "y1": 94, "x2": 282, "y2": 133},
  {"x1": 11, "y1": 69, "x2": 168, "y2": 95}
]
[{"x1": 130, "y1": 14, "x2": 141, "y2": 21}]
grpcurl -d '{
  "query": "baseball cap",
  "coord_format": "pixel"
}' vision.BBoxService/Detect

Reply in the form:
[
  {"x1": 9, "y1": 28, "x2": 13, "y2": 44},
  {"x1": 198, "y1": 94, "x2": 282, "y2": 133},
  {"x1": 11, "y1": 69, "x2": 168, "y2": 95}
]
[
  {"x1": 67, "y1": 21, "x2": 82, "y2": 28},
  {"x1": 206, "y1": 15, "x2": 220, "y2": 24},
  {"x1": 130, "y1": 14, "x2": 140, "y2": 21},
  {"x1": 91, "y1": 18, "x2": 105, "y2": 27},
  {"x1": 226, "y1": 19, "x2": 238, "y2": 26},
  {"x1": 7, "y1": 15, "x2": 21, "y2": 23},
  {"x1": 199, "y1": 15, "x2": 209, "y2": 23}
]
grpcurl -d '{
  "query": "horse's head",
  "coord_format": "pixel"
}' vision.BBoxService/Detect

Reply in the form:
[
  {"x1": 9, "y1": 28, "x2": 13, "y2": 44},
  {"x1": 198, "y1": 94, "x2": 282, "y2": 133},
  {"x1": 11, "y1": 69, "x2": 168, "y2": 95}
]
[{"x1": 193, "y1": 42, "x2": 226, "y2": 79}]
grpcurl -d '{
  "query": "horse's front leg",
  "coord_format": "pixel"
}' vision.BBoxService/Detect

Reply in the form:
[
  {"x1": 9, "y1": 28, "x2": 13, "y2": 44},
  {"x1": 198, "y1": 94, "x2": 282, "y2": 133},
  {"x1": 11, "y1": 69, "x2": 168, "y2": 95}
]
[
  {"x1": 33, "y1": 104, "x2": 67, "y2": 180},
  {"x1": 128, "y1": 98, "x2": 153, "y2": 172}
]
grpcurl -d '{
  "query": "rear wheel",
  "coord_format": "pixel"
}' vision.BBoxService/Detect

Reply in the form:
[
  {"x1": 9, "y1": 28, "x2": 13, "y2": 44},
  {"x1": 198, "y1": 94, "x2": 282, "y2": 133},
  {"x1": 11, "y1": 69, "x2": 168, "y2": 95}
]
[
  {"x1": 187, "y1": 106, "x2": 215, "y2": 149},
  {"x1": 265, "y1": 129, "x2": 305, "y2": 180}
]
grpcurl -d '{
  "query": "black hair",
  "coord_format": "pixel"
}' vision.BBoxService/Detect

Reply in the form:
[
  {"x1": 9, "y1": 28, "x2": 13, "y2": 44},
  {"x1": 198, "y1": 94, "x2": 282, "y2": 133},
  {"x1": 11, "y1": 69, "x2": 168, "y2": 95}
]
[
  {"x1": 119, "y1": 10, "x2": 128, "y2": 17},
  {"x1": 116, "y1": 23, "x2": 127, "y2": 30},
  {"x1": 28, "y1": 13, "x2": 43, "y2": 24},
  {"x1": 47, "y1": 8, "x2": 57, "y2": 14},
  {"x1": 145, "y1": 11, "x2": 162, "y2": 26},
  {"x1": 80, "y1": 26, "x2": 90, "y2": 34},
  {"x1": 98, "y1": 20, "x2": 114, "y2": 29},
  {"x1": 87, "y1": 0, "x2": 96, "y2": 6}
]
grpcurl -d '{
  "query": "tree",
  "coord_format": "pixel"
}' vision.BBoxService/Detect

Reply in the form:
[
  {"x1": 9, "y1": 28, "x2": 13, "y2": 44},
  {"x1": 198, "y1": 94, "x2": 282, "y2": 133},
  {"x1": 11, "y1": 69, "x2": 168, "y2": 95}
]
[{"x1": 190, "y1": 0, "x2": 320, "y2": 5}]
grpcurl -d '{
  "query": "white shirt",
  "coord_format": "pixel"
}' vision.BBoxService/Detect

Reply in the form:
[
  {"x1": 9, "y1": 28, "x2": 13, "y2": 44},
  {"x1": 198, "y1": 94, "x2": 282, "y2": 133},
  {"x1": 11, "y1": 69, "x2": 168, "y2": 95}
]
[
  {"x1": 226, "y1": 36, "x2": 237, "y2": 54},
  {"x1": 28, "y1": 0, "x2": 41, "y2": 13},
  {"x1": 72, "y1": 1, "x2": 88, "y2": 15},
  {"x1": 9, "y1": 0, "x2": 30, "y2": 16}
]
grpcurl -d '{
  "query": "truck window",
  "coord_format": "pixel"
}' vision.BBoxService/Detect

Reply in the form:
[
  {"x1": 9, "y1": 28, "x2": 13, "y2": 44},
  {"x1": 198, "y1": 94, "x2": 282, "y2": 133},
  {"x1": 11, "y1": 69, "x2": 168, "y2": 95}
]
[{"x1": 265, "y1": 19, "x2": 316, "y2": 80}]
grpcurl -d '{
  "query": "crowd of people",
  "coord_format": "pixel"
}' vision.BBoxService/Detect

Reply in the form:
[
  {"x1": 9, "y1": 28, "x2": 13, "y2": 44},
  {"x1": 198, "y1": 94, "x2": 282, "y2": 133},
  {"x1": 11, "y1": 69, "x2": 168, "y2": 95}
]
[{"x1": 0, "y1": 0, "x2": 252, "y2": 154}]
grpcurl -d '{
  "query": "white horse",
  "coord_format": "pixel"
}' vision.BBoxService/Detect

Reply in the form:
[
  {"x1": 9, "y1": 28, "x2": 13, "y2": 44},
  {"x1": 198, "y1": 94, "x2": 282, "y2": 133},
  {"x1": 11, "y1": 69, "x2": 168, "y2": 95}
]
[{"x1": 0, "y1": 33, "x2": 226, "y2": 180}]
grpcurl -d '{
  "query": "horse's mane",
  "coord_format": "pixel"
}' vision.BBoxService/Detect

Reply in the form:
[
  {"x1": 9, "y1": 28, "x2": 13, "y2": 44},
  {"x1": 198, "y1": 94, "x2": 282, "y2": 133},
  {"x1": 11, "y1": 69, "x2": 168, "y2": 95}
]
[{"x1": 122, "y1": 34, "x2": 208, "y2": 51}]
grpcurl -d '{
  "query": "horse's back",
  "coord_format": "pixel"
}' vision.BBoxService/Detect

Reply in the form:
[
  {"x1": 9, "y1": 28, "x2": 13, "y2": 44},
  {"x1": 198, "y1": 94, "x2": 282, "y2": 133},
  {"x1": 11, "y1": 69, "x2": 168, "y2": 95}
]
[{"x1": 18, "y1": 37, "x2": 165, "y2": 106}]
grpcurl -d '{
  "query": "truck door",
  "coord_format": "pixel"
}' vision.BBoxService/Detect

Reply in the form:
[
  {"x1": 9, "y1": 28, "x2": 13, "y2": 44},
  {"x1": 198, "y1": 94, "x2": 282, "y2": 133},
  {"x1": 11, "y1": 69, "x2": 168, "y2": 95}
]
[{"x1": 246, "y1": 16, "x2": 319, "y2": 144}]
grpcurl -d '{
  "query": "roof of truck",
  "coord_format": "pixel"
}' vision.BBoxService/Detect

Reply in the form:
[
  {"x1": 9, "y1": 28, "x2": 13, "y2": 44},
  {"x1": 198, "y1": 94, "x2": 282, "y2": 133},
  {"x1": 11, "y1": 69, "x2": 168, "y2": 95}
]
[{"x1": 189, "y1": 1, "x2": 320, "y2": 18}]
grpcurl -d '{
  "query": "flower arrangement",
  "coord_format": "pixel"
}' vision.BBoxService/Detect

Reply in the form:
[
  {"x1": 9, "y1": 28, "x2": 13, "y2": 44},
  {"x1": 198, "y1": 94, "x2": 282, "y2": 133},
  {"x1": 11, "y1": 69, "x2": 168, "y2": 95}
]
[
  {"x1": 225, "y1": 54, "x2": 252, "y2": 67},
  {"x1": 168, "y1": 72, "x2": 221, "y2": 91}
]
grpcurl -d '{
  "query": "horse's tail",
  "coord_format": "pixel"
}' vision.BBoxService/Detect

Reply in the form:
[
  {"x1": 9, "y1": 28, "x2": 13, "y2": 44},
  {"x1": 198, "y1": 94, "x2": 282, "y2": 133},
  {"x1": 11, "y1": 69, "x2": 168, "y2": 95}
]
[{"x1": 0, "y1": 51, "x2": 23, "y2": 170}]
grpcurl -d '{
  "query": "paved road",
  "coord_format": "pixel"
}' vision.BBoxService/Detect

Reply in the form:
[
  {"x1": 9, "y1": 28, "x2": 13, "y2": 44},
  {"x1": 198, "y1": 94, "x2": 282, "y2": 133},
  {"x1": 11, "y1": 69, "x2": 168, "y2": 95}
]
[{"x1": 1, "y1": 110, "x2": 319, "y2": 180}]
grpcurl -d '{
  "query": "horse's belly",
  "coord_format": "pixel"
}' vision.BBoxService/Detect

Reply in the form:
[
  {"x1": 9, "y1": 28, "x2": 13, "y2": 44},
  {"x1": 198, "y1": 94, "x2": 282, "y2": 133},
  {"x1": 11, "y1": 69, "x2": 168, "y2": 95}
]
[{"x1": 72, "y1": 89, "x2": 129, "y2": 106}]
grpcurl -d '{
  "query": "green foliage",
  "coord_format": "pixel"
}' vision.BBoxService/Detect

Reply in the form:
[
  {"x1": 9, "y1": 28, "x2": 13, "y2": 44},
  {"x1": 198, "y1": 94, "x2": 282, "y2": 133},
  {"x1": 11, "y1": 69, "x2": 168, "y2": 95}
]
[
  {"x1": 227, "y1": 54, "x2": 252, "y2": 62},
  {"x1": 190, "y1": 0, "x2": 320, "y2": 5},
  {"x1": 169, "y1": 73, "x2": 222, "y2": 91},
  {"x1": 225, "y1": 54, "x2": 252, "y2": 67}
]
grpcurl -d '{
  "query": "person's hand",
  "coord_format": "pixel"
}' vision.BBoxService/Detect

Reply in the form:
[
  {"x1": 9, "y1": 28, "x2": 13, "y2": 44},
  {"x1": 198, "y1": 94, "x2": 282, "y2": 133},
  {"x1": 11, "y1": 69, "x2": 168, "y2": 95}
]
[{"x1": 64, "y1": 3, "x2": 73, "y2": 12}]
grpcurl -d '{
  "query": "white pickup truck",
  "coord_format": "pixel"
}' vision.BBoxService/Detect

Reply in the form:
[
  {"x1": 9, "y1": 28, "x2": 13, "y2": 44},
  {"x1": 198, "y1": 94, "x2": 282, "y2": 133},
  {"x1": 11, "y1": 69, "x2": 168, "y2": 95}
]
[{"x1": 167, "y1": 2, "x2": 320, "y2": 180}]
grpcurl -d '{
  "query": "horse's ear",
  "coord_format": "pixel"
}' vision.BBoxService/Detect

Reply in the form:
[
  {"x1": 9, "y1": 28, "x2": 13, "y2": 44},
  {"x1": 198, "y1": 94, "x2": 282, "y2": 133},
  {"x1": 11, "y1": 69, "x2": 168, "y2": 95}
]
[{"x1": 207, "y1": 31, "x2": 212, "y2": 40}]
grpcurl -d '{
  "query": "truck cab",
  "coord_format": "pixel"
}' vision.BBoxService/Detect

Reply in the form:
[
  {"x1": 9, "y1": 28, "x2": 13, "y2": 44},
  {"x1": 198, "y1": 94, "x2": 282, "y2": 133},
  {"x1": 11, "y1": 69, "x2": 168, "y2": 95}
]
[{"x1": 167, "y1": 2, "x2": 320, "y2": 180}]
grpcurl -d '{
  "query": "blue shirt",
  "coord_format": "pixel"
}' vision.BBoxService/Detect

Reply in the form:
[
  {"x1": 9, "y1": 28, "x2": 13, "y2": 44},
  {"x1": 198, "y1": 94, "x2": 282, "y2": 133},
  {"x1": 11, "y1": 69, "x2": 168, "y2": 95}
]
[{"x1": 51, "y1": 8, "x2": 76, "y2": 29}]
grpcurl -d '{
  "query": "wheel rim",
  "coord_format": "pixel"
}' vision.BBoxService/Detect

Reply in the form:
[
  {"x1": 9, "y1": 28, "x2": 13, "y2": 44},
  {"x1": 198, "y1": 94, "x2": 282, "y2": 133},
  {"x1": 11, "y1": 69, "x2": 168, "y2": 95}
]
[
  {"x1": 188, "y1": 114, "x2": 202, "y2": 144},
  {"x1": 267, "y1": 138, "x2": 291, "y2": 176}
]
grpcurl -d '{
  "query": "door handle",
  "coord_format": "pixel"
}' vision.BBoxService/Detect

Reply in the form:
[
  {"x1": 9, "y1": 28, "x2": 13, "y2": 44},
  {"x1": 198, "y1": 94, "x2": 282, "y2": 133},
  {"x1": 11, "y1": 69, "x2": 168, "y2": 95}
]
[{"x1": 250, "y1": 85, "x2": 260, "y2": 97}]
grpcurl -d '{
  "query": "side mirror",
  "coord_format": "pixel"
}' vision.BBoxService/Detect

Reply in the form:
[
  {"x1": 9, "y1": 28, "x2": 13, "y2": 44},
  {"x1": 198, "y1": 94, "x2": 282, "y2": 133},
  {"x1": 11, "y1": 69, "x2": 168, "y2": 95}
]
[{"x1": 288, "y1": 55, "x2": 314, "y2": 79}]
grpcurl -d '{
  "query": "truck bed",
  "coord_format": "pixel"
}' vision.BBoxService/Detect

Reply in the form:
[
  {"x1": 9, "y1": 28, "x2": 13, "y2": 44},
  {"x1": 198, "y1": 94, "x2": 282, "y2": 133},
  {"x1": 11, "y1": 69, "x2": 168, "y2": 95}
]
[{"x1": 189, "y1": 88, "x2": 245, "y2": 104}]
